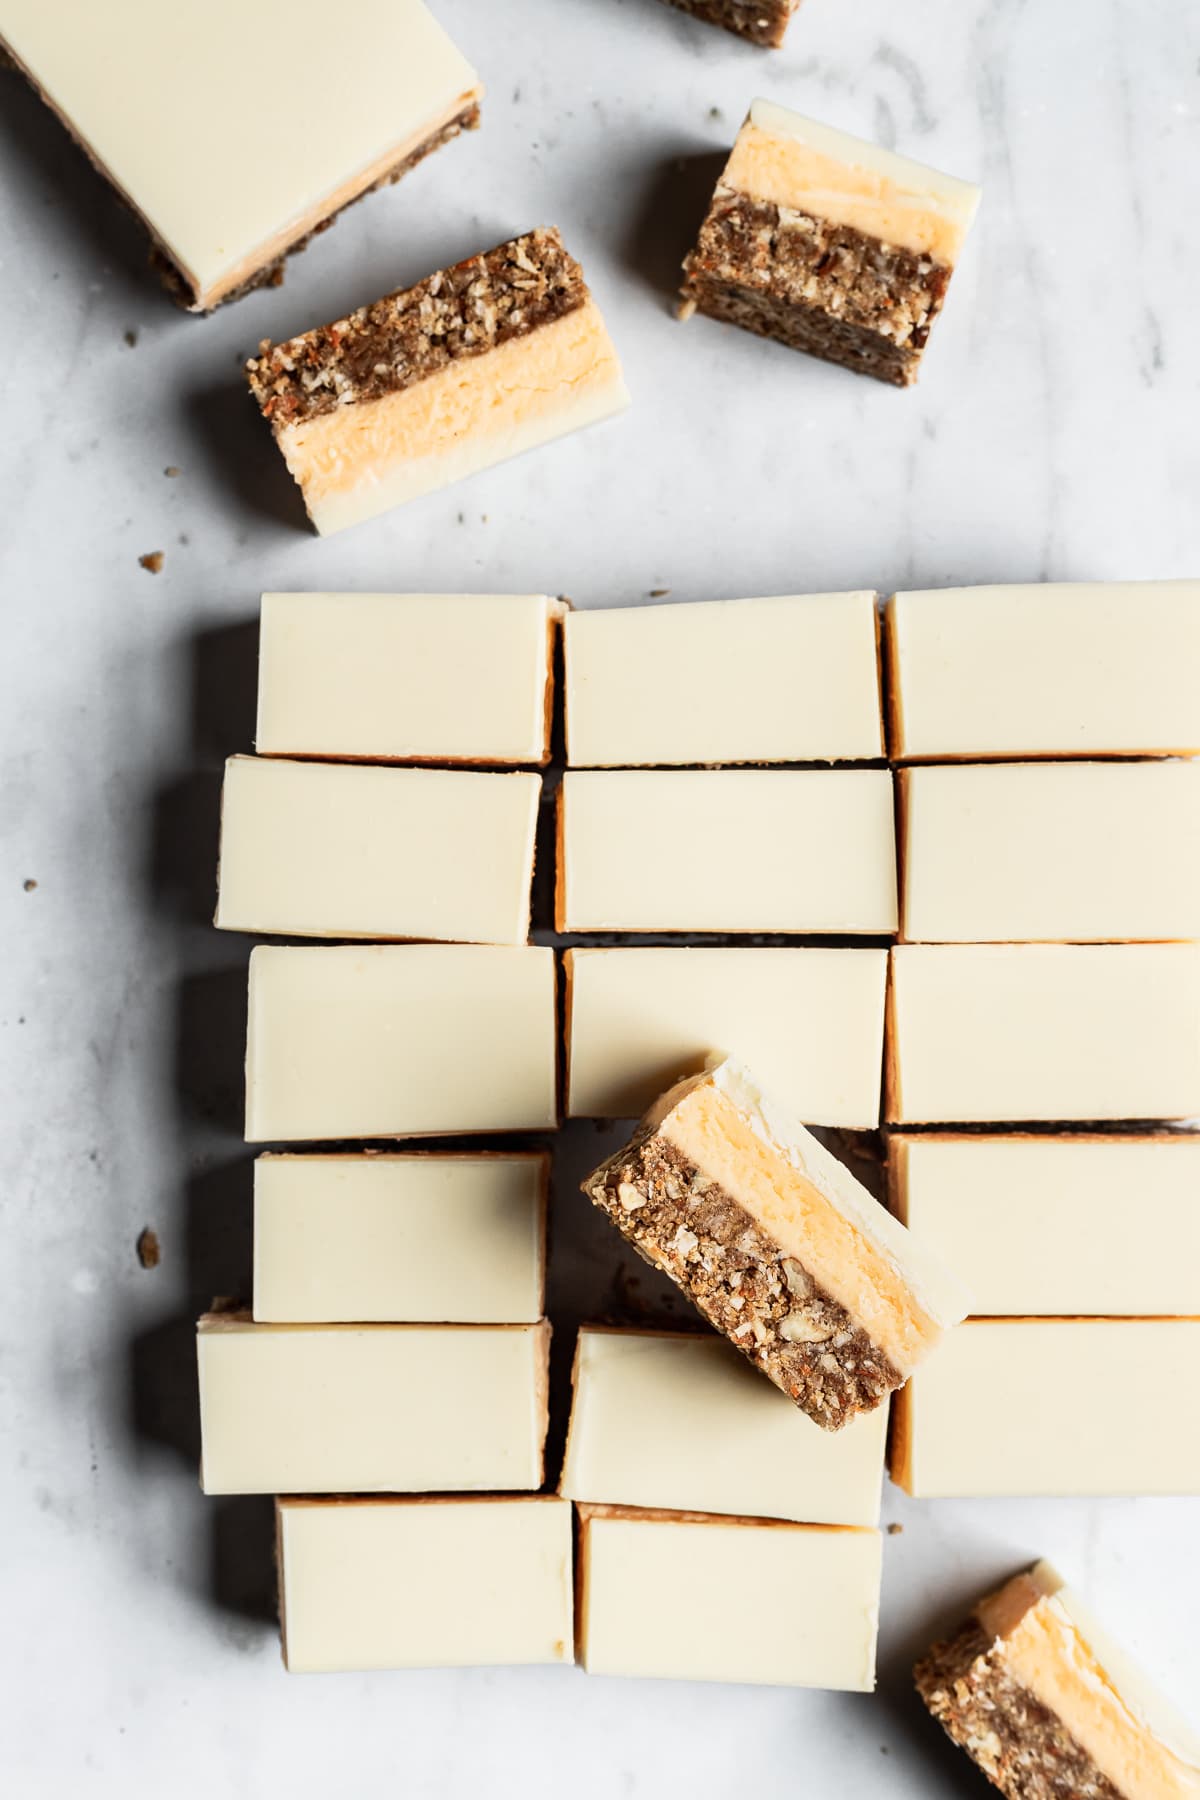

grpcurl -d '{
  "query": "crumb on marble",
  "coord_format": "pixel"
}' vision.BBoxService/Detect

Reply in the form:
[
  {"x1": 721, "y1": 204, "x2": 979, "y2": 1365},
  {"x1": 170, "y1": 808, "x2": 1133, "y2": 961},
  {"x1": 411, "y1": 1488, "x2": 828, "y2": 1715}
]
[
  {"x1": 136, "y1": 1227, "x2": 161, "y2": 1269},
  {"x1": 23, "y1": 878, "x2": 37, "y2": 892},
  {"x1": 124, "y1": 329, "x2": 138, "y2": 347},
  {"x1": 164, "y1": 466, "x2": 180, "y2": 478},
  {"x1": 139, "y1": 551, "x2": 164, "y2": 574},
  {"x1": 887, "y1": 1522, "x2": 904, "y2": 1535}
]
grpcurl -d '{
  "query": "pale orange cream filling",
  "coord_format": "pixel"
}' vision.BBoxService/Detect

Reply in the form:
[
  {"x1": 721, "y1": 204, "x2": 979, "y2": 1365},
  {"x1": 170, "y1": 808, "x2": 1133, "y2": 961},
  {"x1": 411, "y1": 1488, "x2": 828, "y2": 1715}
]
[
  {"x1": 658, "y1": 1083, "x2": 942, "y2": 1375},
  {"x1": 723, "y1": 123, "x2": 971, "y2": 265},
  {"x1": 277, "y1": 301, "x2": 622, "y2": 505},
  {"x1": 978, "y1": 1580, "x2": 1200, "y2": 1800}
]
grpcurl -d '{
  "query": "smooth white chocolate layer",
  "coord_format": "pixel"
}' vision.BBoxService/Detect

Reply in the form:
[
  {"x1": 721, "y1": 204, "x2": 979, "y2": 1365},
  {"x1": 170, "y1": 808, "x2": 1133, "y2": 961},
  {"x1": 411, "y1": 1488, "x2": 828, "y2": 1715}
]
[
  {"x1": 197, "y1": 1316, "x2": 549, "y2": 1495},
  {"x1": 578, "y1": 1507, "x2": 881, "y2": 1689},
  {"x1": 560, "y1": 1327, "x2": 886, "y2": 1525},
  {"x1": 215, "y1": 756, "x2": 539, "y2": 944},
  {"x1": 888, "y1": 944, "x2": 1200, "y2": 1123},
  {"x1": 278, "y1": 1497, "x2": 574, "y2": 1673},
  {"x1": 725, "y1": 99, "x2": 980, "y2": 265},
  {"x1": 0, "y1": 0, "x2": 480, "y2": 309},
  {"x1": 245, "y1": 944, "x2": 557, "y2": 1142},
  {"x1": 565, "y1": 946, "x2": 887, "y2": 1126},
  {"x1": 256, "y1": 592, "x2": 562, "y2": 765},
  {"x1": 893, "y1": 1320, "x2": 1200, "y2": 1497},
  {"x1": 278, "y1": 302, "x2": 629, "y2": 535},
  {"x1": 888, "y1": 582, "x2": 1200, "y2": 759},
  {"x1": 558, "y1": 769, "x2": 897, "y2": 934},
  {"x1": 564, "y1": 591, "x2": 883, "y2": 766},
  {"x1": 901, "y1": 761, "x2": 1200, "y2": 943},
  {"x1": 253, "y1": 1153, "x2": 547, "y2": 1323},
  {"x1": 969, "y1": 1562, "x2": 1200, "y2": 1800},
  {"x1": 891, "y1": 1135, "x2": 1200, "y2": 1317}
]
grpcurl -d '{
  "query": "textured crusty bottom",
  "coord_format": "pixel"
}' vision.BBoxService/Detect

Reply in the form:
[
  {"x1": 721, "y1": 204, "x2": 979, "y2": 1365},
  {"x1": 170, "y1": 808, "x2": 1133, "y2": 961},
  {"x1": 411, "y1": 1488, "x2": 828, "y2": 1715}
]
[
  {"x1": 914, "y1": 1619, "x2": 1123, "y2": 1800},
  {"x1": 153, "y1": 103, "x2": 480, "y2": 311},
  {"x1": 684, "y1": 276, "x2": 919, "y2": 385},
  {"x1": 582, "y1": 1128, "x2": 901, "y2": 1430},
  {"x1": 681, "y1": 190, "x2": 953, "y2": 386},
  {"x1": 659, "y1": 0, "x2": 801, "y2": 48}
]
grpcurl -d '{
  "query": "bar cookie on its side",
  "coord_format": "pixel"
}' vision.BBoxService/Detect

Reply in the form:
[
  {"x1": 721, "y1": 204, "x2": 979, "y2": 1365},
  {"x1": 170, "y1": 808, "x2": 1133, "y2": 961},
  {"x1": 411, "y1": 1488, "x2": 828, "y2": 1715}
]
[
  {"x1": 680, "y1": 100, "x2": 980, "y2": 385},
  {"x1": 915, "y1": 1561, "x2": 1200, "y2": 1800},
  {"x1": 246, "y1": 228, "x2": 629, "y2": 533},
  {"x1": 660, "y1": 0, "x2": 802, "y2": 49},
  {"x1": 580, "y1": 1058, "x2": 969, "y2": 1430}
]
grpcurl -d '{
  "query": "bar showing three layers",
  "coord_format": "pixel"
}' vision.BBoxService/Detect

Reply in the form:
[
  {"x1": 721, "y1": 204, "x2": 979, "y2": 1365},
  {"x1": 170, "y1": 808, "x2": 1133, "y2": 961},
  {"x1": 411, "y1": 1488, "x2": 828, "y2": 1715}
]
[{"x1": 582, "y1": 1060, "x2": 968, "y2": 1429}]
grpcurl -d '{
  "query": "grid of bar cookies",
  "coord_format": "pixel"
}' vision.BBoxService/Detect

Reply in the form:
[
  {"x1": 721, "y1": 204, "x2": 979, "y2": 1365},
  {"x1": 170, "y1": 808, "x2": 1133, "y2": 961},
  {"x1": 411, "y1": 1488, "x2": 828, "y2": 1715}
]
[
  {"x1": 885, "y1": 580, "x2": 1200, "y2": 1500},
  {"x1": 200, "y1": 577, "x2": 1200, "y2": 1682}
]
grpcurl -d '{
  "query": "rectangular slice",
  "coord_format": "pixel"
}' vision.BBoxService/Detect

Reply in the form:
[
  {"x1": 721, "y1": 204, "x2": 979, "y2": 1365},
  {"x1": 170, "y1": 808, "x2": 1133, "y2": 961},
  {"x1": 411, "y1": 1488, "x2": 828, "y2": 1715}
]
[
  {"x1": 253, "y1": 1152, "x2": 548, "y2": 1323},
  {"x1": 215, "y1": 756, "x2": 540, "y2": 943},
  {"x1": 888, "y1": 943, "x2": 1200, "y2": 1123},
  {"x1": 245, "y1": 944, "x2": 557, "y2": 1142},
  {"x1": 197, "y1": 1314, "x2": 549, "y2": 1494},
  {"x1": 915, "y1": 1560, "x2": 1200, "y2": 1800},
  {"x1": 659, "y1": 0, "x2": 801, "y2": 49},
  {"x1": 888, "y1": 582, "x2": 1200, "y2": 759},
  {"x1": 582, "y1": 1061, "x2": 968, "y2": 1430},
  {"x1": 277, "y1": 1496, "x2": 574, "y2": 1674},
  {"x1": 246, "y1": 228, "x2": 629, "y2": 534},
  {"x1": 256, "y1": 592, "x2": 563, "y2": 765},
  {"x1": 680, "y1": 99, "x2": 980, "y2": 386},
  {"x1": 892, "y1": 1319, "x2": 1200, "y2": 1497},
  {"x1": 890, "y1": 1134, "x2": 1200, "y2": 1317},
  {"x1": 0, "y1": 1, "x2": 481, "y2": 311},
  {"x1": 557, "y1": 769, "x2": 897, "y2": 934},
  {"x1": 560, "y1": 1326, "x2": 886, "y2": 1524},
  {"x1": 565, "y1": 945, "x2": 887, "y2": 1127},
  {"x1": 578, "y1": 1506, "x2": 881, "y2": 1689},
  {"x1": 564, "y1": 591, "x2": 883, "y2": 767},
  {"x1": 900, "y1": 760, "x2": 1200, "y2": 943}
]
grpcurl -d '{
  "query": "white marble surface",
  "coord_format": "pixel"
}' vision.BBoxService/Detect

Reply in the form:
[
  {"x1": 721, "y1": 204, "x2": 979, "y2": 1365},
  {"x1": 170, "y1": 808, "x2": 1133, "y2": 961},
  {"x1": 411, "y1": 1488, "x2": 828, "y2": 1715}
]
[{"x1": 2, "y1": 0, "x2": 1198, "y2": 1791}]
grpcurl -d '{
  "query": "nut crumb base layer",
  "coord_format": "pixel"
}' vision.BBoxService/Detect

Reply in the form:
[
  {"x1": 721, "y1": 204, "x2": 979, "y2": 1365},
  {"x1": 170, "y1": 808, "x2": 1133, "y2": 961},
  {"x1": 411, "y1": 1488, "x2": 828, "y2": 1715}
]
[
  {"x1": 682, "y1": 192, "x2": 953, "y2": 386},
  {"x1": 583, "y1": 1128, "x2": 902, "y2": 1430},
  {"x1": 246, "y1": 226, "x2": 587, "y2": 426},
  {"x1": 914, "y1": 1620, "x2": 1125, "y2": 1800},
  {"x1": 660, "y1": 0, "x2": 801, "y2": 48}
]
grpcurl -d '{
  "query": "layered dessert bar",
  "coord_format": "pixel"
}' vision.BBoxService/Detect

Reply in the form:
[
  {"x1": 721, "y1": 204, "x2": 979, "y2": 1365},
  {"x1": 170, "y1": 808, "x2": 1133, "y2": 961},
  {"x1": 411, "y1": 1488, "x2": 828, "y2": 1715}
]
[
  {"x1": 215, "y1": 757, "x2": 540, "y2": 944},
  {"x1": 888, "y1": 943, "x2": 1200, "y2": 1124},
  {"x1": 0, "y1": 0, "x2": 481, "y2": 311},
  {"x1": 915, "y1": 1561, "x2": 1200, "y2": 1800},
  {"x1": 278, "y1": 1496, "x2": 574, "y2": 1675},
  {"x1": 581, "y1": 1060, "x2": 969, "y2": 1430},
  {"x1": 564, "y1": 590, "x2": 883, "y2": 767},
  {"x1": 890, "y1": 1134, "x2": 1200, "y2": 1318},
  {"x1": 892, "y1": 1319, "x2": 1200, "y2": 1497},
  {"x1": 279, "y1": 1498, "x2": 572, "y2": 1674},
  {"x1": 253, "y1": 1152, "x2": 548, "y2": 1324},
  {"x1": 680, "y1": 100, "x2": 980, "y2": 386},
  {"x1": 900, "y1": 760, "x2": 1200, "y2": 943},
  {"x1": 245, "y1": 944, "x2": 557, "y2": 1142},
  {"x1": 659, "y1": 0, "x2": 801, "y2": 50},
  {"x1": 888, "y1": 581, "x2": 1200, "y2": 759},
  {"x1": 556, "y1": 769, "x2": 897, "y2": 934},
  {"x1": 246, "y1": 228, "x2": 629, "y2": 533},
  {"x1": 257, "y1": 592, "x2": 564, "y2": 765},
  {"x1": 564, "y1": 945, "x2": 887, "y2": 1126},
  {"x1": 577, "y1": 1506, "x2": 881, "y2": 1688},
  {"x1": 197, "y1": 1314, "x2": 550, "y2": 1494},
  {"x1": 560, "y1": 1327, "x2": 886, "y2": 1525}
]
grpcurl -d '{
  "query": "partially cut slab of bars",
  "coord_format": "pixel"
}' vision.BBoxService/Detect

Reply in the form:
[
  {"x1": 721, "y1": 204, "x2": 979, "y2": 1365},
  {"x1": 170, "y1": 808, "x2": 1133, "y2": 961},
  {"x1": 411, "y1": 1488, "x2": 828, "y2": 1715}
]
[
  {"x1": 581, "y1": 1059, "x2": 969, "y2": 1430},
  {"x1": 660, "y1": 0, "x2": 802, "y2": 49},
  {"x1": 0, "y1": 0, "x2": 481, "y2": 311},
  {"x1": 246, "y1": 228, "x2": 629, "y2": 533},
  {"x1": 680, "y1": 100, "x2": 980, "y2": 385},
  {"x1": 915, "y1": 1561, "x2": 1200, "y2": 1800}
]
